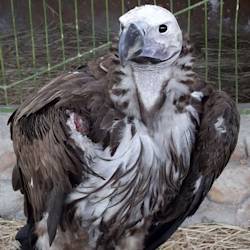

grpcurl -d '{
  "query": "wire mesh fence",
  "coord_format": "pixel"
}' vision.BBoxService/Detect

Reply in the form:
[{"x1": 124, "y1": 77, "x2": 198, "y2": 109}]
[{"x1": 0, "y1": 0, "x2": 247, "y2": 107}]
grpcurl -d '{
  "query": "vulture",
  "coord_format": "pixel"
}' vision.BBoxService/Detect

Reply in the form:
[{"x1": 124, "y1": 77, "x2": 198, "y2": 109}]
[{"x1": 9, "y1": 5, "x2": 240, "y2": 250}]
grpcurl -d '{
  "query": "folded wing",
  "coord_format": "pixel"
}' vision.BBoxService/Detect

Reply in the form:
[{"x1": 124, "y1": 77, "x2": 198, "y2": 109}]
[{"x1": 144, "y1": 90, "x2": 240, "y2": 250}]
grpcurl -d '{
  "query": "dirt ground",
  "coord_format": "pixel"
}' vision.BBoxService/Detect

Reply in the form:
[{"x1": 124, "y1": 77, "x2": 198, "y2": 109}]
[{"x1": 1, "y1": 219, "x2": 250, "y2": 250}]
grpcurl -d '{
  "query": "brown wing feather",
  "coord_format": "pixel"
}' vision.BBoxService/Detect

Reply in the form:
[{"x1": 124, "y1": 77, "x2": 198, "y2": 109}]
[
  {"x1": 9, "y1": 53, "x2": 124, "y2": 246},
  {"x1": 9, "y1": 73, "x2": 93, "y2": 220},
  {"x1": 144, "y1": 89, "x2": 240, "y2": 250}
]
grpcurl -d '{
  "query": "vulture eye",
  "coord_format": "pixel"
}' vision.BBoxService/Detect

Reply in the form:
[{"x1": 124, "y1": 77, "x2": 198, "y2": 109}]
[{"x1": 159, "y1": 24, "x2": 168, "y2": 33}]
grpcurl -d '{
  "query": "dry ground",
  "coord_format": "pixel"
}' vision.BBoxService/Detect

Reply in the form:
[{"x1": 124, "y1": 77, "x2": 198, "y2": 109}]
[{"x1": 1, "y1": 218, "x2": 250, "y2": 250}]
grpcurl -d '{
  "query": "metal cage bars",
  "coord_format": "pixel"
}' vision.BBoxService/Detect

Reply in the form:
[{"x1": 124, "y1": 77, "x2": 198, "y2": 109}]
[{"x1": 0, "y1": 0, "x2": 241, "y2": 106}]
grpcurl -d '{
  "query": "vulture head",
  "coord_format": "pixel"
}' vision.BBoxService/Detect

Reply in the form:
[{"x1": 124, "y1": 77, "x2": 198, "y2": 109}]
[{"x1": 118, "y1": 5, "x2": 183, "y2": 65}]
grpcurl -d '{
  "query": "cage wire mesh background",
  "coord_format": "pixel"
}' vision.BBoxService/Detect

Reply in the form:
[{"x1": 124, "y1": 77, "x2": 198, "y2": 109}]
[{"x1": 0, "y1": 0, "x2": 247, "y2": 108}]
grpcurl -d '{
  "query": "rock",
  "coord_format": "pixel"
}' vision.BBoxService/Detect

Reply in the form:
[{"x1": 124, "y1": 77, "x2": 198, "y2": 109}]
[
  {"x1": 236, "y1": 197, "x2": 250, "y2": 228},
  {"x1": 240, "y1": 159, "x2": 249, "y2": 165},
  {"x1": 227, "y1": 115, "x2": 250, "y2": 162},
  {"x1": 230, "y1": 148, "x2": 247, "y2": 161},
  {"x1": 208, "y1": 165, "x2": 250, "y2": 205},
  {"x1": 0, "y1": 152, "x2": 24, "y2": 219},
  {"x1": 0, "y1": 113, "x2": 23, "y2": 219},
  {"x1": 0, "y1": 113, "x2": 13, "y2": 156},
  {"x1": 183, "y1": 198, "x2": 238, "y2": 227},
  {"x1": 0, "y1": 151, "x2": 16, "y2": 174},
  {"x1": 0, "y1": 179, "x2": 24, "y2": 220}
]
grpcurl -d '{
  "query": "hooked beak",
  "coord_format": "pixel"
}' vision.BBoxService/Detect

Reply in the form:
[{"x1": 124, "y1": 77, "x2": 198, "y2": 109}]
[{"x1": 118, "y1": 23, "x2": 144, "y2": 66}]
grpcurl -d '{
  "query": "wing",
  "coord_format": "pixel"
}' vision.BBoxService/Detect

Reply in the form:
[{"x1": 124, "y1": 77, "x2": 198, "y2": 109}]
[
  {"x1": 9, "y1": 53, "x2": 122, "y2": 246},
  {"x1": 144, "y1": 90, "x2": 240, "y2": 250}
]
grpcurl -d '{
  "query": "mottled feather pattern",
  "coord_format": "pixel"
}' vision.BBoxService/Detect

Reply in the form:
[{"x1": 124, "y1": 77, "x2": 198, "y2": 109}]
[
  {"x1": 64, "y1": 39, "x2": 204, "y2": 249},
  {"x1": 9, "y1": 35, "x2": 239, "y2": 250}
]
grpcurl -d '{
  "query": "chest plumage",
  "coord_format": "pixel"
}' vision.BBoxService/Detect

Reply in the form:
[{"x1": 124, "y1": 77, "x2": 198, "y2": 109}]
[{"x1": 66, "y1": 58, "x2": 200, "y2": 248}]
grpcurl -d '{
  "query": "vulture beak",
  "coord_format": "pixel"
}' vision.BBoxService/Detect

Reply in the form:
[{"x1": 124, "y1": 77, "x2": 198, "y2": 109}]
[{"x1": 118, "y1": 23, "x2": 144, "y2": 66}]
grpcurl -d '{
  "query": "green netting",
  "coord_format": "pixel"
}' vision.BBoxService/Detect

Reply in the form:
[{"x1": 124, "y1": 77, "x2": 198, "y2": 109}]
[{"x1": 0, "y1": 0, "x2": 243, "y2": 106}]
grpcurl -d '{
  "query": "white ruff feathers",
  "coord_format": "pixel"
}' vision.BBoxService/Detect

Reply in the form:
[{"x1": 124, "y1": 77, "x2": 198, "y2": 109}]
[{"x1": 65, "y1": 53, "x2": 199, "y2": 247}]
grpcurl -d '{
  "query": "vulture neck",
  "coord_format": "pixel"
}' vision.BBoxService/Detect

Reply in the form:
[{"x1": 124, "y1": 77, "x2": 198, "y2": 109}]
[
  {"x1": 129, "y1": 61, "x2": 173, "y2": 114},
  {"x1": 110, "y1": 56, "x2": 192, "y2": 123}
]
